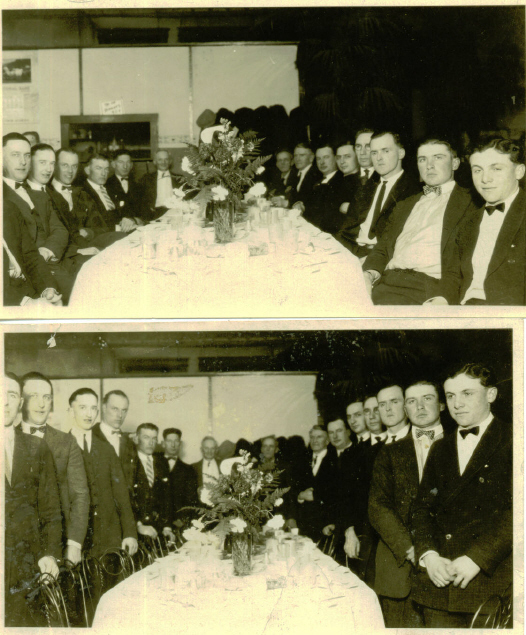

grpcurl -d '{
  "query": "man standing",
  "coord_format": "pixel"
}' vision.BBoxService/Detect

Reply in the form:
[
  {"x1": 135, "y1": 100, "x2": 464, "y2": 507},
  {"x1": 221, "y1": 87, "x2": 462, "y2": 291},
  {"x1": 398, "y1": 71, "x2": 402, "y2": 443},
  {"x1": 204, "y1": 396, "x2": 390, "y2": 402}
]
[
  {"x1": 5, "y1": 372, "x2": 62, "y2": 627},
  {"x1": 20, "y1": 372, "x2": 89, "y2": 566},
  {"x1": 346, "y1": 398, "x2": 370, "y2": 442},
  {"x1": 362, "y1": 138, "x2": 473, "y2": 304},
  {"x1": 363, "y1": 393, "x2": 387, "y2": 446},
  {"x1": 337, "y1": 131, "x2": 419, "y2": 258},
  {"x1": 137, "y1": 149, "x2": 178, "y2": 222},
  {"x1": 369, "y1": 379, "x2": 446, "y2": 627},
  {"x1": 68, "y1": 388, "x2": 137, "y2": 558},
  {"x1": 412, "y1": 364, "x2": 512, "y2": 627},
  {"x1": 106, "y1": 149, "x2": 141, "y2": 230},
  {"x1": 131, "y1": 423, "x2": 175, "y2": 544},
  {"x1": 377, "y1": 383, "x2": 411, "y2": 444},
  {"x1": 92, "y1": 389, "x2": 137, "y2": 491},
  {"x1": 192, "y1": 436, "x2": 221, "y2": 503},
  {"x1": 440, "y1": 137, "x2": 526, "y2": 305}
]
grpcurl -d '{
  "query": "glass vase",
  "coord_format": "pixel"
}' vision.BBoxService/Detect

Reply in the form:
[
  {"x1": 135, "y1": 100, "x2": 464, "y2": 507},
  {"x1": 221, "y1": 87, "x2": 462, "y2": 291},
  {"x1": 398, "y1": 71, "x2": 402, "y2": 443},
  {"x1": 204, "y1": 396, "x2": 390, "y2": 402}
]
[
  {"x1": 212, "y1": 199, "x2": 235, "y2": 243},
  {"x1": 231, "y1": 531, "x2": 252, "y2": 576}
]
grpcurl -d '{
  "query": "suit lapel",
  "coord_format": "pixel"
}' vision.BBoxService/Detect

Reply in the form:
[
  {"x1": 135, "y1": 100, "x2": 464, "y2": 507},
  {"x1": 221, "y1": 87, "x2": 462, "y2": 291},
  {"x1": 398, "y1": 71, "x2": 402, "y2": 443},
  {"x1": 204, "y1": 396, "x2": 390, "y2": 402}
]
[
  {"x1": 486, "y1": 189, "x2": 525, "y2": 277},
  {"x1": 441, "y1": 185, "x2": 472, "y2": 253}
]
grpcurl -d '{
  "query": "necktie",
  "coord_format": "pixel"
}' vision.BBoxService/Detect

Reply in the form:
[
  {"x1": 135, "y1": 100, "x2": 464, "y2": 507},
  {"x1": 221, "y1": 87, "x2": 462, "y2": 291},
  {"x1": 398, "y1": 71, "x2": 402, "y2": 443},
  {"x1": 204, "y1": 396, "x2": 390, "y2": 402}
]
[
  {"x1": 369, "y1": 180, "x2": 387, "y2": 238},
  {"x1": 423, "y1": 184, "x2": 442, "y2": 196},
  {"x1": 40, "y1": 186, "x2": 46, "y2": 192},
  {"x1": 459, "y1": 426, "x2": 480, "y2": 439},
  {"x1": 83, "y1": 433, "x2": 89, "y2": 453},
  {"x1": 5, "y1": 448, "x2": 12, "y2": 485},
  {"x1": 99, "y1": 186, "x2": 115, "y2": 211},
  {"x1": 168, "y1": 458, "x2": 176, "y2": 470},
  {"x1": 386, "y1": 435, "x2": 396, "y2": 444},
  {"x1": 15, "y1": 182, "x2": 25, "y2": 189},
  {"x1": 62, "y1": 185, "x2": 72, "y2": 192},
  {"x1": 416, "y1": 429, "x2": 435, "y2": 440},
  {"x1": 485, "y1": 203, "x2": 505, "y2": 215},
  {"x1": 145, "y1": 455, "x2": 154, "y2": 487},
  {"x1": 30, "y1": 426, "x2": 42, "y2": 435},
  {"x1": 311, "y1": 454, "x2": 318, "y2": 471},
  {"x1": 374, "y1": 436, "x2": 383, "y2": 443}
]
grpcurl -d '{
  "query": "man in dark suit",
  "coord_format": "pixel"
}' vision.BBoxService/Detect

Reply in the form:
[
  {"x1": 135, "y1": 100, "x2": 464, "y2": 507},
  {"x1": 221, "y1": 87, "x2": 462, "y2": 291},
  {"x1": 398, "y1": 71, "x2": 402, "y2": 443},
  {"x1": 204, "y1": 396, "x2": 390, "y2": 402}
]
[
  {"x1": 412, "y1": 363, "x2": 512, "y2": 627},
  {"x1": 378, "y1": 383, "x2": 411, "y2": 445},
  {"x1": 3, "y1": 199, "x2": 63, "y2": 306},
  {"x1": 158, "y1": 427, "x2": 198, "y2": 529},
  {"x1": 5, "y1": 372, "x2": 62, "y2": 627},
  {"x1": 363, "y1": 137, "x2": 473, "y2": 304},
  {"x1": 369, "y1": 379, "x2": 446, "y2": 627},
  {"x1": 292, "y1": 425, "x2": 339, "y2": 543},
  {"x1": 337, "y1": 131, "x2": 419, "y2": 259},
  {"x1": 67, "y1": 387, "x2": 138, "y2": 559},
  {"x1": 334, "y1": 142, "x2": 361, "y2": 216},
  {"x1": 267, "y1": 149, "x2": 294, "y2": 202},
  {"x1": 92, "y1": 389, "x2": 137, "y2": 492},
  {"x1": 437, "y1": 137, "x2": 526, "y2": 306},
  {"x1": 136, "y1": 149, "x2": 178, "y2": 222},
  {"x1": 192, "y1": 436, "x2": 221, "y2": 504},
  {"x1": 289, "y1": 142, "x2": 322, "y2": 208},
  {"x1": 20, "y1": 372, "x2": 89, "y2": 566},
  {"x1": 131, "y1": 423, "x2": 175, "y2": 543},
  {"x1": 354, "y1": 129, "x2": 376, "y2": 186},
  {"x1": 106, "y1": 149, "x2": 142, "y2": 230}
]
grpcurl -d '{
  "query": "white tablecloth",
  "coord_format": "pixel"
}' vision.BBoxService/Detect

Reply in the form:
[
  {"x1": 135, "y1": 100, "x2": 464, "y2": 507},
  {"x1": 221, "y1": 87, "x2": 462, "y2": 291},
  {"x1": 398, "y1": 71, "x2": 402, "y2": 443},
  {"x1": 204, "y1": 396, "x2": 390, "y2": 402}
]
[
  {"x1": 92, "y1": 539, "x2": 384, "y2": 634},
  {"x1": 68, "y1": 217, "x2": 372, "y2": 317}
]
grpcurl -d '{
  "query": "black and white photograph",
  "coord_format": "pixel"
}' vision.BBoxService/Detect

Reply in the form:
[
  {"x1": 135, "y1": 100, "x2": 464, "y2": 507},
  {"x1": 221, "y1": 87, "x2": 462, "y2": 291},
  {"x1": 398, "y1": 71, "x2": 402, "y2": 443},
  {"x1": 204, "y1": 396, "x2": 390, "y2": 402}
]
[
  {"x1": 2, "y1": 58, "x2": 32, "y2": 84},
  {"x1": 1, "y1": 3, "x2": 525, "y2": 317},
  {"x1": 2, "y1": 320, "x2": 522, "y2": 631}
]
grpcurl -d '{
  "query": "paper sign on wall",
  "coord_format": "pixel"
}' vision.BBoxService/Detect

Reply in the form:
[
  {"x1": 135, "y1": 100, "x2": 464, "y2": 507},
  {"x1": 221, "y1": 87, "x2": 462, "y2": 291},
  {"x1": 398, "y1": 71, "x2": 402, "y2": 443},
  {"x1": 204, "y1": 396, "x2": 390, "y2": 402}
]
[{"x1": 99, "y1": 99, "x2": 124, "y2": 115}]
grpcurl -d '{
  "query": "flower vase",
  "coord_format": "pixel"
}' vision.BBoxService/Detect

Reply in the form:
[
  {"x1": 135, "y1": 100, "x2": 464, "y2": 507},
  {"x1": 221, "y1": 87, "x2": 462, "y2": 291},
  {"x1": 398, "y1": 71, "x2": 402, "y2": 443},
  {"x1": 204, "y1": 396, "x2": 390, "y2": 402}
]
[
  {"x1": 231, "y1": 532, "x2": 252, "y2": 576},
  {"x1": 212, "y1": 199, "x2": 235, "y2": 243}
]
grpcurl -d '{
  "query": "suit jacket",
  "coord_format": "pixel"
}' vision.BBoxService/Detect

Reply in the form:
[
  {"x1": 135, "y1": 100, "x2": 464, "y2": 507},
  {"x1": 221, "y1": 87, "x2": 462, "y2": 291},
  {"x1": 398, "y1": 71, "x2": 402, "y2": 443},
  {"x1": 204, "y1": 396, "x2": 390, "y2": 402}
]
[
  {"x1": 106, "y1": 174, "x2": 139, "y2": 219},
  {"x1": 157, "y1": 455, "x2": 198, "y2": 523},
  {"x1": 288, "y1": 164, "x2": 323, "y2": 207},
  {"x1": 363, "y1": 184, "x2": 474, "y2": 298},
  {"x1": 137, "y1": 171, "x2": 179, "y2": 222},
  {"x1": 92, "y1": 423, "x2": 138, "y2": 493},
  {"x1": 412, "y1": 418, "x2": 512, "y2": 613},
  {"x1": 332, "y1": 443, "x2": 367, "y2": 533},
  {"x1": 41, "y1": 425, "x2": 90, "y2": 546},
  {"x1": 131, "y1": 453, "x2": 172, "y2": 531},
  {"x1": 3, "y1": 200, "x2": 57, "y2": 305},
  {"x1": 192, "y1": 458, "x2": 221, "y2": 490},
  {"x1": 303, "y1": 171, "x2": 346, "y2": 235},
  {"x1": 81, "y1": 181, "x2": 123, "y2": 230},
  {"x1": 266, "y1": 168, "x2": 294, "y2": 199},
  {"x1": 441, "y1": 187, "x2": 526, "y2": 305},
  {"x1": 81, "y1": 434, "x2": 137, "y2": 558},
  {"x1": 337, "y1": 171, "x2": 419, "y2": 252}
]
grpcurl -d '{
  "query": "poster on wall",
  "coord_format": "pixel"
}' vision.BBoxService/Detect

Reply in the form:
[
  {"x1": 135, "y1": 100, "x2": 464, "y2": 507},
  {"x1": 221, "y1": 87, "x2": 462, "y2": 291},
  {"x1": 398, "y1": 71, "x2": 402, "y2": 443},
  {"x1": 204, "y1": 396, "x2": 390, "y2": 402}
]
[{"x1": 2, "y1": 51, "x2": 39, "y2": 123}]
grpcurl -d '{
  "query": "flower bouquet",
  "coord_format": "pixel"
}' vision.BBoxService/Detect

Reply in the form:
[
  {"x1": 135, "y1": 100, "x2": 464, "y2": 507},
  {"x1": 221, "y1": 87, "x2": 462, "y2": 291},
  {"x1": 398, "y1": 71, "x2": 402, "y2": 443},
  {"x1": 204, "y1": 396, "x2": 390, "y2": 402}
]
[
  {"x1": 187, "y1": 451, "x2": 289, "y2": 576},
  {"x1": 178, "y1": 119, "x2": 271, "y2": 243}
]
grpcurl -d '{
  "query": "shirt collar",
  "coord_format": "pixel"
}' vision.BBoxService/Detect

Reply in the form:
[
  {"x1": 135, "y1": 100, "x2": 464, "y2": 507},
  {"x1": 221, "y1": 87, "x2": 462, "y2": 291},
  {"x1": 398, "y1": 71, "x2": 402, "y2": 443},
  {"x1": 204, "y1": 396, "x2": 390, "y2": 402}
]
[
  {"x1": 358, "y1": 431, "x2": 371, "y2": 442},
  {"x1": 138, "y1": 450, "x2": 152, "y2": 462},
  {"x1": 3, "y1": 176, "x2": 24, "y2": 189},
  {"x1": 298, "y1": 164, "x2": 312, "y2": 176},
  {"x1": 485, "y1": 186, "x2": 520, "y2": 215},
  {"x1": 70, "y1": 427, "x2": 92, "y2": 443},
  {"x1": 380, "y1": 168, "x2": 404, "y2": 185},
  {"x1": 387, "y1": 422, "x2": 410, "y2": 440},
  {"x1": 457, "y1": 412, "x2": 494, "y2": 438},
  {"x1": 321, "y1": 170, "x2": 338, "y2": 183},
  {"x1": 424, "y1": 179, "x2": 456, "y2": 196},
  {"x1": 312, "y1": 447, "x2": 328, "y2": 459},
  {"x1": 157, "y1": 170, "x2": 170, "y2": 178},
  {"x1": 360, "y1": 167, "x2": 373, "y2": 177},
  {"x1": 100, "y1": 421, "x2": 120, "y2": 438},
  {"x1": 412, "y1": 421, "x2": 443, "y2": 440},
  {"x1": 27, "y1": 179, "x2": 46, "y2": 191},
  {"x1": 21, "y1": 421, "x2": 46, "y2": 434},
  {"x1": 370, "y1": 431, "x2": 387, "y2": 445},
  {"x1": 53, "y1": 178, "x2": 70, "y2": 191},
  {"x1": 165, "y1": 454, "x2": 177, "y2": 462},
  {"x1": 88, "y1": 179, "x2": 105, "y2": 192}
]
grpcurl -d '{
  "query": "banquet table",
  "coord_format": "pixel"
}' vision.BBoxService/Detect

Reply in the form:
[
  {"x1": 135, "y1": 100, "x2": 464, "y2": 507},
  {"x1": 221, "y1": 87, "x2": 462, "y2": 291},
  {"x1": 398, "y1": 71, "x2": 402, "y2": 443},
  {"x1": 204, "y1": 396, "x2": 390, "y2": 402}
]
[
  {"x1": 92, "y1": 538, "x2": 384, "y2": 634},
  {"x1": 68, "y1": 214, "x2": 372, "y2": 317}
]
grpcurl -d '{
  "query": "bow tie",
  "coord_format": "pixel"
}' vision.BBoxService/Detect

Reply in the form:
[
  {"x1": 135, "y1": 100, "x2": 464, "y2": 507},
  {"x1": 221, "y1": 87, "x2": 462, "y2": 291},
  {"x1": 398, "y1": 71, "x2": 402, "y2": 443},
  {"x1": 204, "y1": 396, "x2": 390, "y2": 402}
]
[
  {"x1": 459, "y1": 426, "x2": 480, "y2": 439},
  {"x1": 61, "y1": 185, "x2": 72, "y2": 192},
  {"x1": 416, "y1": 429, "x2": 435, "y2": 440},
  {"x1": 120, "y1": 177, "x2": 129, "y2": 181},
  {"x1": 15, "y1": 182, "x2": 27, "y2": 190},
  {"x1": 423, "y1": 185, "x2": 442, "y2": 196},
  {"x1": 485, "y1": 203, "x2": 505, "y2": 215},
  {"x1": 30, "y1": 426, "x2": 43, "y2": 434},
  {"x1": 111, "y1": 430, "x2": 122, "y2": 436}
]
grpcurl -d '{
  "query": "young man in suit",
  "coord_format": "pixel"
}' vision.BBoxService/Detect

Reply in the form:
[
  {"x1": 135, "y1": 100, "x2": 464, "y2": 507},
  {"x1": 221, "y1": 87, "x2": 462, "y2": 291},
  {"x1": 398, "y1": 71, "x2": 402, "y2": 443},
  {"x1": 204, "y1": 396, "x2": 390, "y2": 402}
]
[
  {"x1": 5, "y1": 372, "x2": 62, "y2": 627},
  {"x1": 136, "y1": 149, "x2": 178, "y2": 222},
  {"x1": 335, "y1": 142, "x2": 361, "y2": 216},
  {"x1": 192, "y1": 436, "x2": 221, "y2": 504},
  {"x1": 92, "y1": 389, "x2": 137, "y2": 492},
  {"x1": 438, "y1": 137, "x2": 526, "y2": 305},
  {"x1": 337, "y1": 131, "x2": 419, "y2": 259},
  {"x1": 106, "y1": 149, "x2": 142, "y2": 230},
  {"x1": 412, "y1": 363, "x2": 512, "y2": 627},
  {"x1": 20, "y1": 372, "x2": 89, "y2": 566},
  {"x1": 378, "y1": 383, "x2": 411, "y2": 444},
  {"x1": 369, "y1": 379, "x2": 446, "y2": 627},
  {"x1": 131, "y1": 423, "x2": 175, "y2": 544},
  {"x1": 363, "y1": 137, "x2": 473, "y2": 304},
  {"x1": 354, "y1": 129, "x2": 376, "y2": 185},
  {"x1": 68, "y1": 387, "x2": 138, "y2": 559},
  {"x1": 158, "y1": 427, "x2": 198, "y2": 529},
  {"x1": 289, "y1": 142, "x2": 322, "y2": 208}
]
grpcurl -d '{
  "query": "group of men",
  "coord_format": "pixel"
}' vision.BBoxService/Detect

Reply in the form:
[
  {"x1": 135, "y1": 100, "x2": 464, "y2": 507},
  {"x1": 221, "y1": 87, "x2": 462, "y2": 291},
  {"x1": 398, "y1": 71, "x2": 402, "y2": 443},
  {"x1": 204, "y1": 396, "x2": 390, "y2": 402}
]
[
  {"x1": 5, "y1": 361, "x2": 512, "y2": 628},
  {"x1": 265, "y1": 131, "x2": 525, "y2": 305},
  {"x1": 3, "y1": 130, "x2": 181, "y2": 306}
]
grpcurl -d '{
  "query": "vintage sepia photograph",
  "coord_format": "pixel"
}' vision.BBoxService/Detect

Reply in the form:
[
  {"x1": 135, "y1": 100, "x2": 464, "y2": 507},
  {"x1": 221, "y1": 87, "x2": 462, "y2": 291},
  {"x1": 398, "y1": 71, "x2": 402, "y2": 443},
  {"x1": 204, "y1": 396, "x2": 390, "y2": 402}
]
[
  {"x1": 2, "y1": 320, "x2": 523, "y2": 630},
  {"x1": 1, "y1": 3, "x2": 525, "y2": 318}
]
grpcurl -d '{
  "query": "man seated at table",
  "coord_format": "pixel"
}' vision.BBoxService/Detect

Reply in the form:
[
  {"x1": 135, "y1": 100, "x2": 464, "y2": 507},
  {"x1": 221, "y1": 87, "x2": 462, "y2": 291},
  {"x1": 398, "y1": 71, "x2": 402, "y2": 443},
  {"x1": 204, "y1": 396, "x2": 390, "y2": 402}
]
[
  {"x1": 106, "y1": 149, "x2": 143, "y2": 230},
  {"x1": 192, "y1": 436, "x2": 221, "y2": 505},
  {"x1": 362, "y1": 137, "x2": 473, "y2": 304},
  {"x1": 335, "y1": 141, "x2": 361, "y2": 216},
  {"x1": 267, "y1": 149, "x2": 294, "y2": 203},
  {"x1": 436, "y1": 137, "x2": 526, "y2": 306},
  {"x1": 355, "y1": 128, "x2": 376, "y2": 186},
  {"x1": 137, "y1": 149, "x2": 178, "y2": 222},
  {"x1": 288, "y1": 142, "x2": 321, "y2": 208}
]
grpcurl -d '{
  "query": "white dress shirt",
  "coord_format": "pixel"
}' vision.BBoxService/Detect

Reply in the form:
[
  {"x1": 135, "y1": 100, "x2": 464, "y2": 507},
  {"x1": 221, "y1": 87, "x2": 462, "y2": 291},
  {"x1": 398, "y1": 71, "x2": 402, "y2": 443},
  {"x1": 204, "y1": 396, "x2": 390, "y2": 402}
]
[
  {"x1": 358, "y1": 431, "x2": 371, "y2": 443},
  {"x1": 320, "y1": 170, "x2": 338, "y2": 185},
  {"x1": 202, "y1": 458, "x2": 219, "y2": 485},
  {"x1": 70, "y1": 427, "x2": 92, "y2": 452},
  {"x1": 53, "y1": 178, "x2": 73, "y2": 210},
  {"x1": 357, "y1": 170, "x2": 404, "y2": 247},
  {"x1": 296, "y1": 164, "x2": 313, "y2": 192},
  {"x1": 117, "y1": 175, "x2": 129, "y2": 194},
  {"x1": 360, "y1": 167, "x2": 375, "y2": 180},
  {"x1": 3, "y1": 176, "x2": 35, "y2": 209},
  {"x1": 155, "y1": 171, "x2": 173, "y2": 207},
  {"x1": 100, "y1": 421, "x2": 121, "y2": 455},
  {"x1": 370, "y1": 431, "x2": 387, "y2": 445},
  {"x1": 5, "y1": 424, "x2": 15, "y2": 484},
  {"x1": 386, "y1": 179, "x2": 456, "y2": 278},
  {"x1": 461, "y1": 188, "x2": 520, "y2": 304},
  {"x1": 27, "y1": 180, "x2": 47, "y2": 192},
  {"x1": 311, "y1": 448, "x2": 327, "y2": 476},
  {"x1": 165, "y1": 455, "x2": 177, "y2": 471},
  {"x1": 21, "y1": 421, "x2": 45, "y2": 438},
  {"x1": 385, "y1": 422, "x2": 411, "y2": 444},
  {"x1": 457, "y1": 413, "x2": 494, "y2": 475},
  {"x1": 336, "y1": 443, "x2": 352, "y2": 457},
  {"x1": 87, "y1": 179, "x2": 113, "y2": 211},
  {"x1": 412, "y1": 422, "x2": 444, "y2": 481}
]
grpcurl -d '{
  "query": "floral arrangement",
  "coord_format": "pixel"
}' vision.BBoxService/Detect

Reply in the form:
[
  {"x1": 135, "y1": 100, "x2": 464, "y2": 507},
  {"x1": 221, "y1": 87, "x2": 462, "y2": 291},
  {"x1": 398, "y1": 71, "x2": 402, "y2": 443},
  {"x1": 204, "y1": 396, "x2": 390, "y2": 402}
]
[
  {"x1": 178, "y1": 119, "x2": 271, "y2": 207},
  {"x1": 188, "y1": 451, "x2": 289, "y2": 542}
]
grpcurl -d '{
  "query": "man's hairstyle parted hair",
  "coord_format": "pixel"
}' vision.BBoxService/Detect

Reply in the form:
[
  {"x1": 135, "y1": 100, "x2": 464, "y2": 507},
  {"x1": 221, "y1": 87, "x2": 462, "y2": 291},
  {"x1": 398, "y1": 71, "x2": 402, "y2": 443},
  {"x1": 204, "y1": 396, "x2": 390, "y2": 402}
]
[
  {"x1": 417, "y1": 137, "x2": 458, "y2": 158},
  {"x1": 102, "y1": 389, "x2": 129, "y2": 406},
  {"x1": 137, "y1": 422, "x2": 159, "y2": 435},
  {"x1": 5, "y1": 371, "x2": 22, "y2": 392},
  {"x1": 3, "y1": 132, "x2": 31, "y2": 147},
  {"x1": 69, "y1": 387, "x2": 98, "y2": 407},
  {"x1": 201, "y1": 435, "x2": 217, "y2": 446},
  {"x1": 31, "y1": 143, "x2": 55, "y2": 157},
  {"x1": 309, "y1": 424, "x2": 328, "y2": 435},
  {"x1": 327, "y1": 416, "x2": 352, "y2": 433},
  {"x1": 86, "y1": 153, "x2": 110, "y2": 167},
  {"x1": 471, "y1": 137, "x2": 525, "y2": 166},
  {"x1": 21, "y1": 371, "x2": 53, "y2": 395},
  {"x1": 371, "y1": 131, "x2": 404, "y2": 149},
  {"x1": 274, "y1": 149, "x2": 292, "y2": 159},
  {"x1": 315, "y1": 142, "x2": 336, "y2": 155},
  {"x1": 163, "y1": 427, "x2": 182, "y2": 440},
  {"x1": 56, "y1": 147, "x2": 79, "y2": 163},
  {"x1": 445, "y1": 363, "x2": 497, "y2": 389},
  {"x1": 404, "y1": 379, "x2": 444, "y2": 403},
  {"x1": 294, "y1": 142, "x2": 313, "y2": 153},
  {"x1": 377, "y1": 382, "x2": 404, "y2": 398},
  {"x1": 23, "y1": 131, "x2": 40, "y2": 142},
  {"x1": 355, "y1": 128, "x2": 375, "y2": 141},
  {"x1": 112, "y1": 149, "x2": 132, "y2": 161}
]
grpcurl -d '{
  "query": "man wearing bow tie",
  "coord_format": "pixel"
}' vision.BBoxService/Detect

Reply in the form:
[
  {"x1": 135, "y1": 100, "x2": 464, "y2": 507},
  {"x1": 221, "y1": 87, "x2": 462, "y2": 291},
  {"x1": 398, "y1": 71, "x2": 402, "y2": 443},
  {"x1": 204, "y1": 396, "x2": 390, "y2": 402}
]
[
  {"x1": 377, "y1": 383, "x2": 410, "y2": 445},
  {"x1": 20, "y1": 372, "x2": 89, "y2": 566},
  {"x1": 137, "y1": 149, "x2": 178, "y2": 222},
  {"x1": 363, "y1": 138, "x2": 473, "y2": 304},
  {"x1": 106, "y1": 149, "x2": 142, "y2": 231},
  {"x1": 438, "y1": 138, "x2": 526, "y2": 305},
  {"x1": 412, "y1": 363, "x2": 512, "y2": 627},
  {"x1": 368, "y1": 379, "x2": 446, "y2": 627}
]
